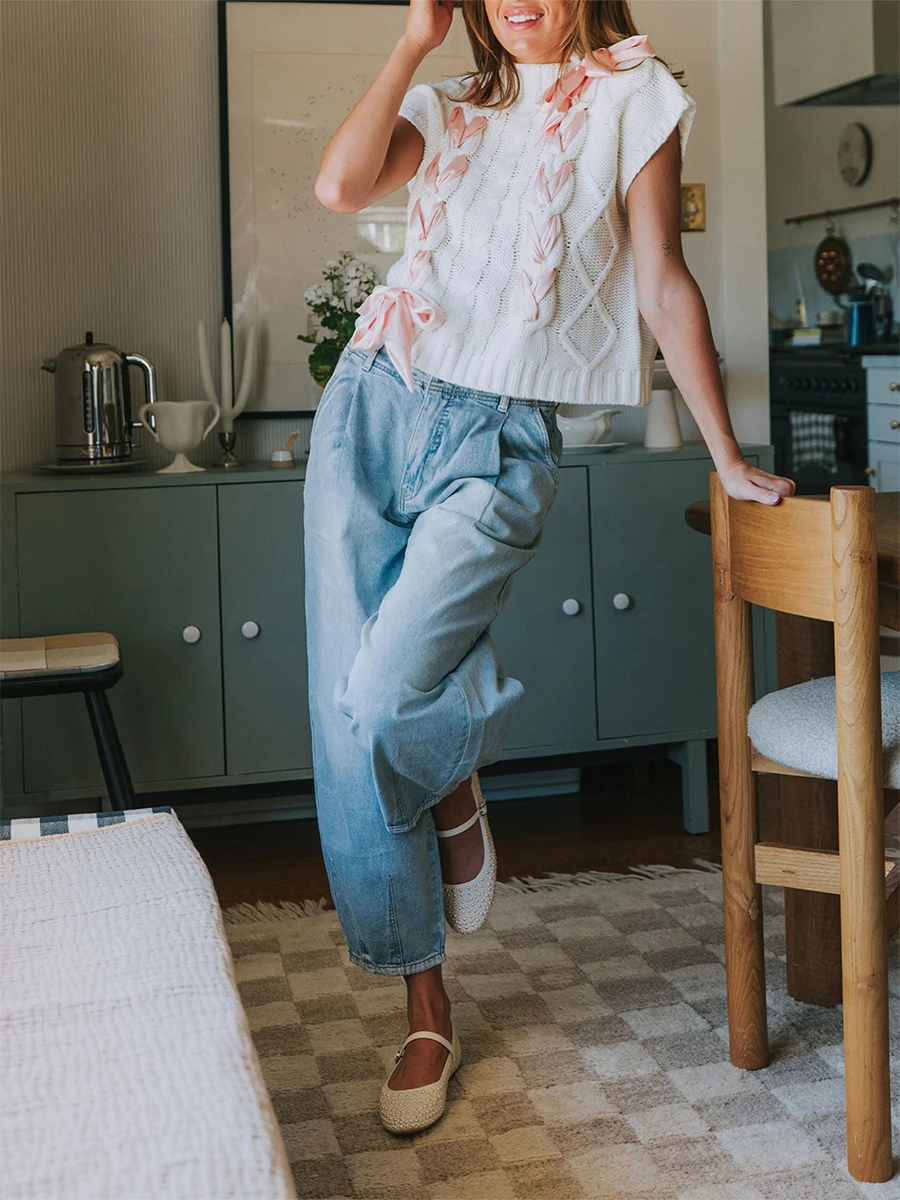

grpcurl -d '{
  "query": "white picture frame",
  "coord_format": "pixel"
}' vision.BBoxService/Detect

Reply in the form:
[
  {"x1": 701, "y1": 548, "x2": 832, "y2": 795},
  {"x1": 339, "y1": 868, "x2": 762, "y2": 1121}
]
[{"x1": 220, "y1": 0, "x2": 473, "y2": 414}]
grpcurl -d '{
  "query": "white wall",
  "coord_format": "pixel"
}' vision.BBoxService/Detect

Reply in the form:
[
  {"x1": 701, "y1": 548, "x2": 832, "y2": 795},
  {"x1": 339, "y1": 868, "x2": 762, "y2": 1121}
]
[{"x1": 1, "y1": 0, "x2": 771, "y2": 472}]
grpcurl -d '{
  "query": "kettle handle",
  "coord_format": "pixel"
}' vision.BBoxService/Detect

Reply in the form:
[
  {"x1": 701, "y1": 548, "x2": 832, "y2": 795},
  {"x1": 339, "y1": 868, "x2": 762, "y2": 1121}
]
[{"x1": 125, "y1": 353, "x2": 159, "y2": 428}]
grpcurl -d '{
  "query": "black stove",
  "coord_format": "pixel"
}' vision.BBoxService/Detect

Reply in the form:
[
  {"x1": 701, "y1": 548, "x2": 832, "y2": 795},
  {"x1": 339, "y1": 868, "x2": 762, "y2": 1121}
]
[{"x1": 770, "y1": 353, "x2": 868, "y2": 494}]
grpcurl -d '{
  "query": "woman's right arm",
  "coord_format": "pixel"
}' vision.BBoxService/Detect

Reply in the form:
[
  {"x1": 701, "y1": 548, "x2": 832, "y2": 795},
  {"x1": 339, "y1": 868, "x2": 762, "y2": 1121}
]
[{"x1": 315, "y1": 0, "x2": 456, "y2": 214}]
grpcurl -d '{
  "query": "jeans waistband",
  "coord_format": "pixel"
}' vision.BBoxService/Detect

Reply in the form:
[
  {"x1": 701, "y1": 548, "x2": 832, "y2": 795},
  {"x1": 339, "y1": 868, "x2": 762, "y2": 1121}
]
[{"x1": 346, "y1": 346, "x2": 558, "y2": 411}]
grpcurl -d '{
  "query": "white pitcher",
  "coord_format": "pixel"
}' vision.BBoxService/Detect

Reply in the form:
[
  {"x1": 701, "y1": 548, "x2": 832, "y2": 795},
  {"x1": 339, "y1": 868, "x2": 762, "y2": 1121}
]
[{"x1": 139, "y1": 400, "x2": 220, "y2": 473}]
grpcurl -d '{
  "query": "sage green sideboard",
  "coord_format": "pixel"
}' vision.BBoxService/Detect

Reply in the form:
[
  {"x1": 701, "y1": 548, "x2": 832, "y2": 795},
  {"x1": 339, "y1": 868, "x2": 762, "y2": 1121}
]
[{"x1": 0, "y1": 443, "x2": 776, "y2": 829}]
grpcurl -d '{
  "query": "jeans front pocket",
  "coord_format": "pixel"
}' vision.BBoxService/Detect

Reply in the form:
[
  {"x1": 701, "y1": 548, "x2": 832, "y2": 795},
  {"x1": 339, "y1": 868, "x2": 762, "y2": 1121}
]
[{"x1": 535, "y1": 405, "x2": 563, "y2": 480}]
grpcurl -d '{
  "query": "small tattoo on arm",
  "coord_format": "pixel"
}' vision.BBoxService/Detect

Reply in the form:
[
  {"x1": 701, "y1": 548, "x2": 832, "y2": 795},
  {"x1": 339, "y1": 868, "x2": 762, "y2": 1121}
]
[{"x1": 662, "y1": 239, "x2": 676, "y2": 257}]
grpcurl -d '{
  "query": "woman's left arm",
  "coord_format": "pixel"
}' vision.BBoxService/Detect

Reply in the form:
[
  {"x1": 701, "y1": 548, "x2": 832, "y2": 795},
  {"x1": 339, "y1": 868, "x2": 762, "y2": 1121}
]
[{"x1": 625, "y1": 128, "x2": 795, "y2": 505}]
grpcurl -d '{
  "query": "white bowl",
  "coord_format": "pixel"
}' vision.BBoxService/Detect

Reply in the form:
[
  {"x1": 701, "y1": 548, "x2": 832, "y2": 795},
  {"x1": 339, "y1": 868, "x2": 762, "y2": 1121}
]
[{"x1": 556, "y1": 407, "x2": 621, "y2": 446}]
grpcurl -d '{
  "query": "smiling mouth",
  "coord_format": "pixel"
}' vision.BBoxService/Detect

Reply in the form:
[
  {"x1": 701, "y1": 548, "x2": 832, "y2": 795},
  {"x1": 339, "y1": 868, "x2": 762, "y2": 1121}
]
[{"x1": 504, "y1": 11, "x2": 544, "y2": 30}]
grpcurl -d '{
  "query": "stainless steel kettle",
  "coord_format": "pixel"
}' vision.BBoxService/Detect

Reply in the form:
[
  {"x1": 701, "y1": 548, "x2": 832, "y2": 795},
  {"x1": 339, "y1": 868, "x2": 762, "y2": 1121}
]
[{"x1": 42, "y1": 331, "x2": 158, "y2": 463}]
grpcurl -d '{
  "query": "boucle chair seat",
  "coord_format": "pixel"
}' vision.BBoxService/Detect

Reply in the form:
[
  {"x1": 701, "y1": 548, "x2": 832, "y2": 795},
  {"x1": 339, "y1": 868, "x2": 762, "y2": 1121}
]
[
  {"x1": 748, "y1": 671, "x2": 900, "y2": 789},
  {"x1": 0, "y1": 632, "x2": 119, "y2": 677}
]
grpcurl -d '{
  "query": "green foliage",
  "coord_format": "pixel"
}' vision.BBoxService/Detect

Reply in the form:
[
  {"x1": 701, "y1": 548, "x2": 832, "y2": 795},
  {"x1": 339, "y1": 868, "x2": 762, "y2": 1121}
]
[{"x1": 298, "y1": 252, "x2": 380, "y2": 386}]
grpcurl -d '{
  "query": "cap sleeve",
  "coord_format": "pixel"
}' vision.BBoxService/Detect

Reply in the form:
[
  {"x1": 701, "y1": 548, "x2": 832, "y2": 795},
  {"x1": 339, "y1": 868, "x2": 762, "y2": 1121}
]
[
  {"x1": 617, "y1": 58, "x2": 696, "y2": 204},
  {"x1": 398, "y1": 82, "x2": 445, "y2": 190},
  {"x1": 398, "y1": 81, "x2": 433, "y2": 139}
]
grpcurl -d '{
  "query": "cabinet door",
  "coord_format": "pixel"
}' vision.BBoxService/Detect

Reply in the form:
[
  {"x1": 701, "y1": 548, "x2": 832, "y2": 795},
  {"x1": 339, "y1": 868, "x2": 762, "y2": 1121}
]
[
  {"x1": 868, "y1": 440, "x2": 900, "y2": 493},
  {"x1": 17, "y1": 487, "x2": 223, "y2": 790},
  {"x1": 218, "y1": 482, "x2": 312, "y2": 775},
  {"x1": 590, "y1": 457, "x2": 717, "y2": 740},
  {"x1": 492, "y1": 466, "x2": 596, "y2": 751}
]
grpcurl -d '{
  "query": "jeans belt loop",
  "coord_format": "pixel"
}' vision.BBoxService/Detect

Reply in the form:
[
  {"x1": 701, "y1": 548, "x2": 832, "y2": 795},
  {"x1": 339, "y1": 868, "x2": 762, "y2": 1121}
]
[
  {"x1": 498, "y1": 394, "x2": 511, "y2": 413},
  {"x1": 361, "y1": 348, "x2": 378, "y2": 371}
]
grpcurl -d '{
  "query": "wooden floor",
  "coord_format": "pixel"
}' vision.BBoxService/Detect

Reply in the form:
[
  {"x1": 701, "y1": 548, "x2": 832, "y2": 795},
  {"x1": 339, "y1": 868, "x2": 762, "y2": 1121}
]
[{"x1": 190, "y1": 756, "x2": 783, "y2": 910}]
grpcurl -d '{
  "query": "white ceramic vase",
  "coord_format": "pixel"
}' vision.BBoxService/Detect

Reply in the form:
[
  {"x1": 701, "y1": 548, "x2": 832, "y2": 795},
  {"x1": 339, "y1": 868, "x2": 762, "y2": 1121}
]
[
  {"x1": 644, "y1": 388, "x2": 683, "y2": 450},
  {"x1": 139, "y1": 400, "x2": 221, "y2": 473}
]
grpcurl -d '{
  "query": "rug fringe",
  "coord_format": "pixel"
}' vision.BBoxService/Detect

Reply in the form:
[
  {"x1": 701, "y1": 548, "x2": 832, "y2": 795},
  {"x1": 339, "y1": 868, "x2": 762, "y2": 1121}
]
[
  {"x1": 222, "y1": 863, "x2": 725, "y2": 919},
  {"x1": 222, "y1": 898, "x2": 332, "y2": 925},
  {"x1": 497, "y1": 861, "x2": 723, "y2": 894}
]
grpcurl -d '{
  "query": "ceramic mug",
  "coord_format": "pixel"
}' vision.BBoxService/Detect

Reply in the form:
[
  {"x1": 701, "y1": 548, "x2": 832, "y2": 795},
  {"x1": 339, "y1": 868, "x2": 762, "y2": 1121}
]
[{"x1": 139, "y1": 400, "x2": 220, "y2": 474}]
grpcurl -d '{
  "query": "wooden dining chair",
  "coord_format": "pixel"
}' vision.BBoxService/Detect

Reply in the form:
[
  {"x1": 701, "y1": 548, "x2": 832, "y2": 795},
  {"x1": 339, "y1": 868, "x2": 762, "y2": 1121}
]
[{"x1": 709, "y1": 471, "x2": 898, "y2": 1184}]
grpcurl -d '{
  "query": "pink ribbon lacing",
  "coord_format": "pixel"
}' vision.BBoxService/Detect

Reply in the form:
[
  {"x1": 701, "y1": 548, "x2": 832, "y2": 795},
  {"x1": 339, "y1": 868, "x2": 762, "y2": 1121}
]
[{"x1": 351, "y1": 35, "x2": 656, "y2": 383}]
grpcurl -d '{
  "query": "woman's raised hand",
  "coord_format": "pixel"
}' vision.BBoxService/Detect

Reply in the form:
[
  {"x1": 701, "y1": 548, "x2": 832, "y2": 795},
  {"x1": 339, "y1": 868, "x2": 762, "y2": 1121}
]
[{"x1": 404, "y1": 0, "x2": 457, "y2": 55}]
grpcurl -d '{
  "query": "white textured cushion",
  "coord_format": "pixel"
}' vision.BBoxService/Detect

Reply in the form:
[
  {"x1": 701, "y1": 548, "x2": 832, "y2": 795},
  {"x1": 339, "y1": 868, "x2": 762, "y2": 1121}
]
[
  {"x1": 0, "y1": 813, "x2": 295, "y2": 1200},
  {"x1": 748, "y1": 672, "x2": 900, "y2": 788}
]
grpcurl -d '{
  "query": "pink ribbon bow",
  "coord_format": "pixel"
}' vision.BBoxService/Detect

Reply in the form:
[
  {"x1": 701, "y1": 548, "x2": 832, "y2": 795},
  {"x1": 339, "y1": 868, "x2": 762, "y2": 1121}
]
[
  {"x1": 539, "y1": 33, "x2": 656, "y2": 138},
  {"x1": 350, "y1": 286, "x2": 445, "y2": 392}
]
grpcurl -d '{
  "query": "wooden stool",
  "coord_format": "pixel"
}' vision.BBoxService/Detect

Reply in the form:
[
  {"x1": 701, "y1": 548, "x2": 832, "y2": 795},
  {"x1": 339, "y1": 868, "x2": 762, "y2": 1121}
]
[
  {"x1": 0, "y1": 633, "x2": 137, "y2": 811},
  {"x1": 709, "y1": 473, "x2": 897, "y2": 1184}
]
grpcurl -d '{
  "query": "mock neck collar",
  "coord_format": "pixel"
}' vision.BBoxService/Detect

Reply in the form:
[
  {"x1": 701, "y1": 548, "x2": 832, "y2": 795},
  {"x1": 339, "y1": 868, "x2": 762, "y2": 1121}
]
[{"x1": 511, "y1": 56, "x2": 580, "y2": 100}]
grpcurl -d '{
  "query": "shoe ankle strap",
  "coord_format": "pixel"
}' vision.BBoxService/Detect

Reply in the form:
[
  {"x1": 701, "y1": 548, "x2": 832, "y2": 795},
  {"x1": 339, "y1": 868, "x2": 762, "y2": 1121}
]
[
  {"x1": 434, "y1": 805, "x2": 485, "y2": 840},
  {"x1": 395, "y1": 1029, "x2": 455, "y2": 1061}
]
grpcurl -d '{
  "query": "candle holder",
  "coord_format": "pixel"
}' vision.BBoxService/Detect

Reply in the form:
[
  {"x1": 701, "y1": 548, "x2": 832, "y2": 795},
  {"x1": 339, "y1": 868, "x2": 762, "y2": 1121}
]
[
  {"x1": 213, "y1": 429, "x2": 239, "y2": 469},
  {"x1": 198, "y1": 316, "x2": 256, "y2": 469}
]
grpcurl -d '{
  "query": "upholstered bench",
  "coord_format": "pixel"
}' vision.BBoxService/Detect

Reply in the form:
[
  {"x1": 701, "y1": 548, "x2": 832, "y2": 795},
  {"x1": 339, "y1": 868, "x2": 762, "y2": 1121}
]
[{"x1": 0, "y1": 808, "x2": 295, "y2": 1200}]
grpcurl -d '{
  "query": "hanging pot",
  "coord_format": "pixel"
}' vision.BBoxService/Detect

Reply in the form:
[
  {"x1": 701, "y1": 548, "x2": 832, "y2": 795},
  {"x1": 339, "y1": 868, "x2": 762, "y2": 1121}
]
[{"x1": 814, "y1": 231, "x2": 854, "y2": 296}]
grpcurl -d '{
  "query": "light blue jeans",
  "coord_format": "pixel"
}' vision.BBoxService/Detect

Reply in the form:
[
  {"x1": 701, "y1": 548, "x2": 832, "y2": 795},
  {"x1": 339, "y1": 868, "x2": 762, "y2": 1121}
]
[{"x1": 303, "y1": 344, "x2": 562, "y2": 975}]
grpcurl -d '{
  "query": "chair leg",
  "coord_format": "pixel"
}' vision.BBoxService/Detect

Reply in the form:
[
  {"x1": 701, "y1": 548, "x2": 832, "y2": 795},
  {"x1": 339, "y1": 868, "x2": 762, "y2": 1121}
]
[
  {"x1": 710, "y1": 473, "x2": 768, "y2": 1070},
  {"x1": 720, "y1": 756, "x2": 768, "y2": 1071},
  {"x1": 831, "y1": 485, "x2": 893, "y2": 1183},
  {"x1": 838, "y1": 786, "x2": 893, "y2": 1183},
  {"x1": 83, "y1": 689, "x2": 137, "y2": 811}
]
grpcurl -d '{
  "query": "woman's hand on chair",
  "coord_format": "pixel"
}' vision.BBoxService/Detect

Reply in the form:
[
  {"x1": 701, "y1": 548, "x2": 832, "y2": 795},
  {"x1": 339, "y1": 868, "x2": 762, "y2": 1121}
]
[
  {"x1": 718, "y1": 459, "x2": 796, "y2": 505},
  {"x1": 403, "y1": 0, "x2": 457, "y2": 56}
]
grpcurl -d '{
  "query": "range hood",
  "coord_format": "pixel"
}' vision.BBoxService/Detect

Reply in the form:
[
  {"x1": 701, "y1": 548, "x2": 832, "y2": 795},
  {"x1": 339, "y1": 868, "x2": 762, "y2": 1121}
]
[{"x1": 770, "y1": 0, "x2": 899, "y2": 106}]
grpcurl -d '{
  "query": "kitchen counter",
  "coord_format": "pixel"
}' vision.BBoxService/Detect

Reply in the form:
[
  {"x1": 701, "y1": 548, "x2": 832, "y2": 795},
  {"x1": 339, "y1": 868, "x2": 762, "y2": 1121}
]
[
  {"x1": 1, "y1": 443, "x2": 773, "y2": 493},
  {"x1": 770, "y1": 341, "x2": 899, "y2": 360}
]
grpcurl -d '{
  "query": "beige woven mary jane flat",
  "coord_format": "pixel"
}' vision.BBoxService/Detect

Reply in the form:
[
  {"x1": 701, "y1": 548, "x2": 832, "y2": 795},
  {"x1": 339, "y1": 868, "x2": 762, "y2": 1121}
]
[
  {"x1": 436, "y1": 770, "x2": 497, "y2": 934},
  {"x1": 379, "y1": 1027, "x2": 462, "y2": 1135}
]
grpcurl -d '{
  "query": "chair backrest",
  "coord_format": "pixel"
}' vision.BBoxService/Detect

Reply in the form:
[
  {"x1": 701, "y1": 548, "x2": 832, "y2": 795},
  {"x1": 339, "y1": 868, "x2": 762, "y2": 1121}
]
[
  {"x1": 709, "y1": 470, "x2": 882, "y2": 813},
  {"x1": 709, "y1": 471, "x2": 879, "y2": 625}
]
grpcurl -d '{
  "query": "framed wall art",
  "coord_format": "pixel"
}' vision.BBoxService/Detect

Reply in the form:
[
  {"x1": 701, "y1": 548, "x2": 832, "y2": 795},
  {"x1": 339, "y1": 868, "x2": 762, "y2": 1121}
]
[{"x1": 219, "y1": 0, "x2": 473, "y2": 415}]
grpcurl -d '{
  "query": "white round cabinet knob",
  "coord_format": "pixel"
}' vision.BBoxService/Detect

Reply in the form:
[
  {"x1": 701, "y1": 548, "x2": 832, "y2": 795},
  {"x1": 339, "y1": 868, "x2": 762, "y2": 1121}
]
[
  {"x1": 182, "y1": 625, "x2": 201, "y2": 644},
  {"x1": 241, "y1": 621, "x2": 260, "y2": 639},
  {"x1": 613, "y1": 593, "x2": 633, "y2": 611},
  {"x1": 562, "y1": 598, "x2": 582, "y2": 616}
]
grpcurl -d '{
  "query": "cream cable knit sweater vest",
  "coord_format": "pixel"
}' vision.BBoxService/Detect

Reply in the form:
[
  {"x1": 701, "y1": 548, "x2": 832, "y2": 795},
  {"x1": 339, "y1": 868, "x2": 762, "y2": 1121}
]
[{"x1": 358, "y1": 54, "x2": 695, "y2": 407}]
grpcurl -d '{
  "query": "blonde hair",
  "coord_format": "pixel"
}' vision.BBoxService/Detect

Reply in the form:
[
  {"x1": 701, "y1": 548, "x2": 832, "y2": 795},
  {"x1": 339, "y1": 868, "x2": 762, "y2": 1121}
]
[{"x1": 454, "y1": 0, "x2": 685, "y2": 109}]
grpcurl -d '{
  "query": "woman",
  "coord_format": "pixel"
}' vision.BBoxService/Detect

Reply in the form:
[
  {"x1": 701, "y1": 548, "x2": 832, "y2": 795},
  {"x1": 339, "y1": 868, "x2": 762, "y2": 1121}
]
[{"x1": 306, "y1": 0, "x2": 795, "y2": 1135}]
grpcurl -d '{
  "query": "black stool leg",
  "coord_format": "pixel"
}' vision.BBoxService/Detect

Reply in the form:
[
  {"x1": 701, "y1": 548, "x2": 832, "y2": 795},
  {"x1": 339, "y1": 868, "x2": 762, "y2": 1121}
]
[{"x1": 83, "y1": 689, "x2": 137, "y2": 811}]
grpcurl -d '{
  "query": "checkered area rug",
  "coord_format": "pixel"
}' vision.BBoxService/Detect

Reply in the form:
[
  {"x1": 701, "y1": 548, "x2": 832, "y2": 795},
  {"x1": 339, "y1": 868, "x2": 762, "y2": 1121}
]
[{"x1": 224, "y1": 869, "x2": 900, "y2": 1200}]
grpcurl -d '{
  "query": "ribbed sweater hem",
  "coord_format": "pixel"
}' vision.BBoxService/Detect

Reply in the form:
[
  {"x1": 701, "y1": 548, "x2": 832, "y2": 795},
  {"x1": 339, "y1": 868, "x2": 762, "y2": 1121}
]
[{"x1": 409, "y1": 332, "x2": 654, "y2": 408}]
